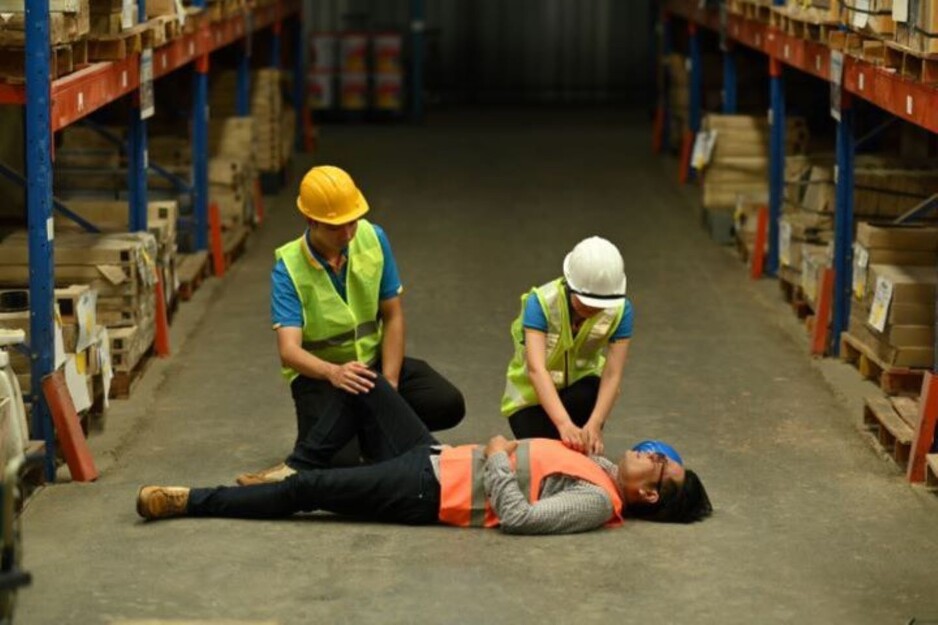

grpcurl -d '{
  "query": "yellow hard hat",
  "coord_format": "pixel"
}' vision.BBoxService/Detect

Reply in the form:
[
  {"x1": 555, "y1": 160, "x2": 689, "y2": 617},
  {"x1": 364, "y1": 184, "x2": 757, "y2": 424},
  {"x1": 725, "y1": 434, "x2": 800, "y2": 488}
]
[{"x1": 296, "y1": 165, "x2": 369, "y2": 224}]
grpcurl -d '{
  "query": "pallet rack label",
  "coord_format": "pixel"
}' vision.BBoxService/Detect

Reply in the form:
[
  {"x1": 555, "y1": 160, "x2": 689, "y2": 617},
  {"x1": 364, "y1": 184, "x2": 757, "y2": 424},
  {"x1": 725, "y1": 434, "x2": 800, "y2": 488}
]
[
  {"x1": 869, "y1": 276, "x2": 895, "y2": 332},
  {"x1": 140, "y1": 49, "x2": 154, "y2": 119}
]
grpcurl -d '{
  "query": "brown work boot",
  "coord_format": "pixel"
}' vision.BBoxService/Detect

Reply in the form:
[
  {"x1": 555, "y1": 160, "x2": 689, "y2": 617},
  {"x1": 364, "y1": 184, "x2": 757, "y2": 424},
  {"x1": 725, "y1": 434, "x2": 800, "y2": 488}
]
[
  {"x1": 136, "y1": 486, "x2": 191, "y2": 520},
  {"x1": 235, "y1": 462, "x2": 297, "y2": 486}
]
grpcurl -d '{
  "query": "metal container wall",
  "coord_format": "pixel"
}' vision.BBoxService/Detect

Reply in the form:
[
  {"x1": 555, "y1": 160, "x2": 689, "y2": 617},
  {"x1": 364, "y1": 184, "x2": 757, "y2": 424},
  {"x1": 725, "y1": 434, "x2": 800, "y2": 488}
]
[{"x1": 306, "y1": 0, "x2": 651, "y2": 105}]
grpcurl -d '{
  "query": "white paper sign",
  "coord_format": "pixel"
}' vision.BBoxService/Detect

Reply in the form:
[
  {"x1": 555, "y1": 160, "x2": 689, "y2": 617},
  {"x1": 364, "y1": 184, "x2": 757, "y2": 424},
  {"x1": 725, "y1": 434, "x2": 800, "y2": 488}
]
[
  {"x1": 691, "y1": 130, "x2": 717, "y2": 170},
  {"x1": 852, "y1": 243, "x2": 870, "y2": 299},
  {"x1": 174, "y1": 0, "x2": 186, "y2": 25},
  {"x1": 140, "y1": 49, "x2": 155, "y2": 120},
  {"x1": 95, "y1": 327, "x2": 112, "y2": 410},
  {"x1": 121, "y1": 0, "x2": 135, "y2": 30},
  {"x1": 75, "y1": 290, "x2": 97, "y2": 353},
  {"x1": 779, "y1": 221, "x2": 792, "y2": 266},
  {"x1": 867, "y1": 276, "x2": 893, "y2": 333},
  {"x1": 830, "y1": 51, "x2": 844, "y2": 121},
  {"x1": 64, "y1": 355, "x2": 92, "y2": 413},
  {"x1": 54, "y1": 308, "x2": 66, "y2": 370},
  {"x1": 893, "y1": 0, "x2": 909, "y2": 22},
  {"x1": 852, "y1": 0, "x2": 870, "y2": 28}
]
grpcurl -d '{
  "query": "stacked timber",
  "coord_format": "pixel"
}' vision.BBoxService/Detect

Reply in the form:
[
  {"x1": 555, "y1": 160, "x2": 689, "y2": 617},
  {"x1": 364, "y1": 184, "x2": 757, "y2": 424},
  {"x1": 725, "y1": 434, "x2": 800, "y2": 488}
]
[
  {"x1": 0, "y1": 0, "x2": 90, "y2": 82},
  {"x1": 0, "y1": 231, "x2": 160, "y2": 392},
  {"x1": 0, "y1": 285, "x2": 111, "y2": 419},
  {"x1": 847, "y1": 223, "x2": 938, "y2": 370},
  {"x1": 55, "y1": 200, "x2": 179, "y2": 312}
]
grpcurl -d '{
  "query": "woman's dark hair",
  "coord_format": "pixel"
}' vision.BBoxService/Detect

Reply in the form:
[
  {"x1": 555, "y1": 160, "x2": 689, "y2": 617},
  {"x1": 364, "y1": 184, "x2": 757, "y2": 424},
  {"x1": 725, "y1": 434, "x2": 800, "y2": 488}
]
[{"x1": 627, "y1": 469, "x2": 713, "y2": 524}]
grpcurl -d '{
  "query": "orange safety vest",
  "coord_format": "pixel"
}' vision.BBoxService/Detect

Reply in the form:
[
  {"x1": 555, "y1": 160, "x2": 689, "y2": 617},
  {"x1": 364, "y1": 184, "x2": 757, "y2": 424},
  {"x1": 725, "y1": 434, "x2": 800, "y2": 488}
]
[{"x1": 438, "y1": 438, "x2": 624, "y2": 529}]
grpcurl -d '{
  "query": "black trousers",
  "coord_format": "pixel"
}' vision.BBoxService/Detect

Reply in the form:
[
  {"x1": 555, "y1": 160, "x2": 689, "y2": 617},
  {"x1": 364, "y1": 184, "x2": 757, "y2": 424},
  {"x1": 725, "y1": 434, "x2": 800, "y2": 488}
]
[
  {"x1": 288, "y1": 356, "x2": 464, "y2": 470},
  {"x1": 189, "y1": 377, "x2": 442, "y2": 523},
  {"x1": 508, "y1": 375, "x2": 601, "y2": 440}
]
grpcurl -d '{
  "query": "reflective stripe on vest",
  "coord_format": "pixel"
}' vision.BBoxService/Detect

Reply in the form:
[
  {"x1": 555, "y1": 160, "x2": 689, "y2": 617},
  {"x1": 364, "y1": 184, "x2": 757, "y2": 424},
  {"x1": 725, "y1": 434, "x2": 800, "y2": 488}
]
[
  {"x1": 275, "y1": 219, "x2": 384, "y2": 381},
  {"x1": 437, "y1": 438, "x2": 624, "y2": 529},
  {"x1": 500, "y1": 279, "x2": 624, "y2": 417}
]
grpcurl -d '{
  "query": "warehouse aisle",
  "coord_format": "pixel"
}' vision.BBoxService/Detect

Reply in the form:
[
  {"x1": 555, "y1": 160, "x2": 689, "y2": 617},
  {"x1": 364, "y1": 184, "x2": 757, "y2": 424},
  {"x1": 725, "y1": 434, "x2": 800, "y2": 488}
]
[{"x1": 18, "y1": 110, "x2": 938, "y2": 624}]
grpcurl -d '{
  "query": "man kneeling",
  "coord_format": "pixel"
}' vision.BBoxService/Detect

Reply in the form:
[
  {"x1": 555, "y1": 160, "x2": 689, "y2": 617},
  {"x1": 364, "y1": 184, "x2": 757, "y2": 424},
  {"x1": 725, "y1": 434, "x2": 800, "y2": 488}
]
[{"x1": 137, "y1": 379, "x2": 711, "y2": 534}]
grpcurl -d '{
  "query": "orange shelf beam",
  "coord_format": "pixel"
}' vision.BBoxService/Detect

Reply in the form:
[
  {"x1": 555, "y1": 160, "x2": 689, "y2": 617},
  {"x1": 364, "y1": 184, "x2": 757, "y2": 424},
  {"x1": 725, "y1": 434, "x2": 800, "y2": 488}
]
[
  {"x1": 666, "y1": 0, "x2": 938, "y2": 134},
  {"x1": 0, "y1": 0, "x2": 299, "y2": 132}
]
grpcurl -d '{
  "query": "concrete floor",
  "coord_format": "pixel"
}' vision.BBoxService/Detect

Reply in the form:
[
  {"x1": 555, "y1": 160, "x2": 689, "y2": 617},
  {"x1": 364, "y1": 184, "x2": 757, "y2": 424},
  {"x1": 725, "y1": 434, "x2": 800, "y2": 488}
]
[{"x1": 16, "y1": 109, "x2": 938, "y2": 625}]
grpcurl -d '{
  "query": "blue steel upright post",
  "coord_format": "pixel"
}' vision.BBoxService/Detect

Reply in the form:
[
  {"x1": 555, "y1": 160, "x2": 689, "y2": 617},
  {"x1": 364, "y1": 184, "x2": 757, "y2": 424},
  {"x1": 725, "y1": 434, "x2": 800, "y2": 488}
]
[
  {"x1": 723, "y1": 42, "x2": 738, "y2": 114},
  {"x1": 767, "y1": 57, "x2": 786, "y2": 277},
  {"x1": 830, "y1": 94, "x2": 855, "y2": 356},
  {"x1": 128, "y1": 0, "x2": 149, "y2": 232},
  {"x1": 192, "y1": 0, "x2": 209, "y2": 251},
  {"x1": 237, "y1": 25, "x2": 251, "y2": 116},
  {"x1": 25, "y1": 0, "x2": 56, "y2": 479},
  {"x1": 410, "y1": 0, "x2": 425, "y2": 122}
]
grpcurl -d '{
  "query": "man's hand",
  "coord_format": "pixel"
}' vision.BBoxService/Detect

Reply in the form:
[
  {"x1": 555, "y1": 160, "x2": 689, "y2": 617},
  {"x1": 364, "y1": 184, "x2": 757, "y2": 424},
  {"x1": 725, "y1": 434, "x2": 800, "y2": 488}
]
[
  {"x1": 483, "y1": 435, "x2": 519, "y2": 459},
  {"x1": 583, "y1": 422, "x2": 604, "y2": 455},
  {"x1": 327, "y1": 361, "x2": 377, "y2": 394},
  {"x1": 557, "y1": 422, "x2": 586, "y2": 453}
]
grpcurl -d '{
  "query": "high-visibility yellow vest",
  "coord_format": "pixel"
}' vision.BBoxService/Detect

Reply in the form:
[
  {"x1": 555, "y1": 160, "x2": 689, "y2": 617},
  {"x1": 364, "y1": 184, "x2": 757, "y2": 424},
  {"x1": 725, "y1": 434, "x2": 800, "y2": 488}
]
[
  {"x1": 275, "y1": 219, "x2": 384, "y2": 381},
  {"x1": 437, "y1": 438, "x2": 624, "y2": 528},
  {"x1": 500, "y1": 278, "x2": 624, "y2": 417}
]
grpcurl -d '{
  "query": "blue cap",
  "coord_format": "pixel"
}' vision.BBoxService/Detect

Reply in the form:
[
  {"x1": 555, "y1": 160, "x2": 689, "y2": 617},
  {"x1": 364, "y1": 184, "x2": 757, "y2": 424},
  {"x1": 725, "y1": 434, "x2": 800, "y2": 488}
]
[{"x1": 631, "y1": 440, "x2": 684, "y2": 466}]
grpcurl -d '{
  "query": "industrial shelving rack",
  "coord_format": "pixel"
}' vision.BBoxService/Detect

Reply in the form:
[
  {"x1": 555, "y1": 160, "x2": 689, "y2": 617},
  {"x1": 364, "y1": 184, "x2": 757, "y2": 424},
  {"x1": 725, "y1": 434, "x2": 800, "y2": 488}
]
[
  {"x1": 655, "y1": 0, "x2": 938, "y2": 483},
  {"x1": 0, "y1": 0, "x2": 305, "y2": 478}
]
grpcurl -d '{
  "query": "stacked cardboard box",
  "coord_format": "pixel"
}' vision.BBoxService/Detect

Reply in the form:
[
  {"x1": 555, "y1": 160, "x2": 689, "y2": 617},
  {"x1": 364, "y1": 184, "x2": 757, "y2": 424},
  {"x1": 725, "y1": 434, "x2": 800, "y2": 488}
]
[
  {"x1": 0, "y1": 0, "x2": 91, "y2": 81},
  {"x1": 89, "y1": 0, "x2": 136, "y2": 37},
  {"x1": 208, "y1": 116, "x2": 258, "y2": 229},
  {"x1": 847, "y1": 223, "x2": 938, "y2": 369},
  {"x1": 895, "y1": 0, "x2": 938, "y2": 54},
  {"x1": 0, "y1": 289, "x2": 111, "y2": 418},
  {"x1": 252, "y1": 68, "x2": 291, "y2": 173},
  {"x1": 662, "y1": 53, "x2": 724, "y2": 152},
  {"x1": 844, "y1": 0, "x2": 895, "y2": 36},
  {"x1": 699, "y1": 114, "x2": 810, "y2": 210}
]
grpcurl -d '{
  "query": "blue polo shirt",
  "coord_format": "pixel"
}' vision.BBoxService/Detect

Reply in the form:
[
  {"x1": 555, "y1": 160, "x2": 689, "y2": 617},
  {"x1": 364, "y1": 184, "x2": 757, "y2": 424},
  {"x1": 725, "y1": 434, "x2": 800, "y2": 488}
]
[
  {"x1": 522, "y1": 295, "x2": 633, "y2": 341},
  {"x1": 271, "y1": 224, "x2": 402, "y2": 329}
]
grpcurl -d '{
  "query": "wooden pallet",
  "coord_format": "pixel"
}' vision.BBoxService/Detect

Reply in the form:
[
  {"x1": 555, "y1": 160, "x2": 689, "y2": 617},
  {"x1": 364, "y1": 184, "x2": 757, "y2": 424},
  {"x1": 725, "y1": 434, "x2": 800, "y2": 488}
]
[
  {"x1": 86, "y1": 21, "x2": 160, "y2": 61},
  {"x1": 176, "y1": 250, "x2": 210, "y2": 301},
  {"x1": 862, "y1": 395, "x2": 917, "y2": 469},
  {"x1": 0, "y1": 39, "x2": 88, "y2": 84},
  {"x1": 109, "y1": 345, "x2": 153, "y2": 399},
  {"x1": 769, "y1": 6, "x2": 840, "y2": 44},
  {"x1": 840, "y1": 331, "x2": 927, "y2": 395},
  {"x1": 778, "y1": 268, "x2": 813, "y2": 320},
  {"x1": 884, "y1": 43, "x2": 938, "y2": 85},
  {"x1": 728, "y1": 0, "x2": 772, "y2": 23},
  {"x1": 926, "y1": 454, "x2": 938, "y2": 489}
]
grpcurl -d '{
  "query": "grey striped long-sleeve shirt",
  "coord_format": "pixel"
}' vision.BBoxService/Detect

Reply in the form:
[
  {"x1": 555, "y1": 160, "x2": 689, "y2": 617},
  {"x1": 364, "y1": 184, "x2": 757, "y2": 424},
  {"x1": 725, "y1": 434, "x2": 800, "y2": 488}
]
[{"x1": 481, "y1": 451, "x2": 619, "y2": 535}]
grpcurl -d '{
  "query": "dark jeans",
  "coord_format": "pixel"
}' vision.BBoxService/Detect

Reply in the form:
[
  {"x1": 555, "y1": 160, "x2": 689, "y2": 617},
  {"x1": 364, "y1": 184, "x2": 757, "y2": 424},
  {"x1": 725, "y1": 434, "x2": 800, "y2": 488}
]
[
  {"x1": 508, "y1": 375, "x2": 601, "y2": 439},
  {"x1": 189, "y1": 376, "x2": 442, "y2": 524},
  {"x1": 189, "y1": 446, "x2": 441, "y2": 525},
  {"x1": 288, "y1": 356, "x2": 464, "y2": 470}
]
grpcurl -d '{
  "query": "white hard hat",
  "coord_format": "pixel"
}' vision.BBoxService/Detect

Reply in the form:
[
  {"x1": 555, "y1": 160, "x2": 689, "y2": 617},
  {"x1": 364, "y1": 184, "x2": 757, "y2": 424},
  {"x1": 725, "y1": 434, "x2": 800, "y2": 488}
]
[{"x1": 563, "y1": 236, "x2": 627, "y2": 309}]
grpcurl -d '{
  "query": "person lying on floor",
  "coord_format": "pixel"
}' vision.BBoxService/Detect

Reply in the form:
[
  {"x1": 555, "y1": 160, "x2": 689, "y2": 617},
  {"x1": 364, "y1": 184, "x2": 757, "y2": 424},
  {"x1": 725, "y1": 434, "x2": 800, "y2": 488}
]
[{"x1": 136, "y1": 377, "x2": 712, "y2": 534}]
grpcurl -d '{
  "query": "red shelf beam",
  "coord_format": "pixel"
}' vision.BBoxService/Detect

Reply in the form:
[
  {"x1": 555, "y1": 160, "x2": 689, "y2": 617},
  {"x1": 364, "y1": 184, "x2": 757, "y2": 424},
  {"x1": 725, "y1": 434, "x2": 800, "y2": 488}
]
[
  {"x1": 666, "y1": 0, "x2": 938, "y2": 134},
  {"x1": 0, "y1": 0, "x2": 299, "y2": 132}
]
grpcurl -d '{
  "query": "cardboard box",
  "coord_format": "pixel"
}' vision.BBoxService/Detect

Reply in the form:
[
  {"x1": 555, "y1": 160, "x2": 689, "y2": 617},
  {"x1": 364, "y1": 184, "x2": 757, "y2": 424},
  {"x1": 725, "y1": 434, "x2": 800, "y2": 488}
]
[{"x1": 856, "y1": 222, "x2": 938, "y2": 250}]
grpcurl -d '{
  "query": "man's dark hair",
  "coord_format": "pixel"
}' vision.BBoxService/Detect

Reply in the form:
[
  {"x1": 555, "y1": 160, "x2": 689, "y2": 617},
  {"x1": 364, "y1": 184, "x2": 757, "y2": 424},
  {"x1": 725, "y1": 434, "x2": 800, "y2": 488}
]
[{"x1": 627, "y1": 469, "x2": 712, "y2": 524}]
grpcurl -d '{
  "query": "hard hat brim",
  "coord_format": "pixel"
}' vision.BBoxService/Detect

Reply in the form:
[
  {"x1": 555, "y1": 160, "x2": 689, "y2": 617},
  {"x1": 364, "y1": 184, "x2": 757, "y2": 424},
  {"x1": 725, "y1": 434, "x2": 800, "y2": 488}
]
[
  {"x1": 573, "y1": 292, "x2": 626, "y2": 309},
  {"x1": 295, "y1": 190, "x2": 370, "y2": 225}
]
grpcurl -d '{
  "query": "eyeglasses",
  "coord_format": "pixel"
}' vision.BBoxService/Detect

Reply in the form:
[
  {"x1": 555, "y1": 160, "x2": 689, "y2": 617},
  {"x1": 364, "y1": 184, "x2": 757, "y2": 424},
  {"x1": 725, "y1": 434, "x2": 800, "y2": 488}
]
[{"x1": 652, "y1": 452, "x2": 669, "y2": 494}]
